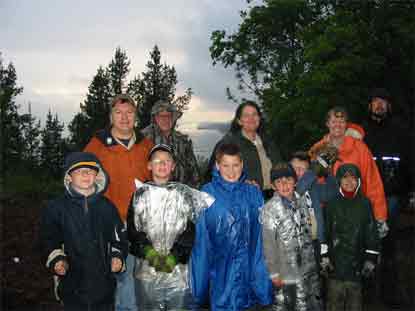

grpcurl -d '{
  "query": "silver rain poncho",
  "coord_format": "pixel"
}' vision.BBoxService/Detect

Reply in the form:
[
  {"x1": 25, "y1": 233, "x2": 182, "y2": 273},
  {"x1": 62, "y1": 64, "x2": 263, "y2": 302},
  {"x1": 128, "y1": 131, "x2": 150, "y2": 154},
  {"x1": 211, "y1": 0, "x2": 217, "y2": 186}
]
[
  {"x1": 131, "y1": 181, "x2": 214, "y2": 310},
  {"x1": 260, "y1": 193, "x2": 322, "y2": 311}
]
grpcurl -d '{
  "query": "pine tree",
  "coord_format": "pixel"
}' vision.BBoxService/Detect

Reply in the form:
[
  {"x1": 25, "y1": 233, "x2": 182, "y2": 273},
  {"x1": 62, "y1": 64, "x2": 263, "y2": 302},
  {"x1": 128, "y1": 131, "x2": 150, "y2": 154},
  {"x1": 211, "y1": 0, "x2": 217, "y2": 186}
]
[
  {"x1": 0, "y1": 54, "x2": 24, "y2": 177},
  {"x1": 68, "y1": 111, "x2": 90, "y2": 151},
  {"x1": 40, "y1": 110, "x2": 65, "y2": 176},
  {"x1": 108, "y1": 47, "x2": 130, "y2": 96},
  {"x1": 20, "y1": 102, "x2": 41, "y2": 169},
  {"x1": 128, "y1": 45, "x2": 192, "y2": 129}
]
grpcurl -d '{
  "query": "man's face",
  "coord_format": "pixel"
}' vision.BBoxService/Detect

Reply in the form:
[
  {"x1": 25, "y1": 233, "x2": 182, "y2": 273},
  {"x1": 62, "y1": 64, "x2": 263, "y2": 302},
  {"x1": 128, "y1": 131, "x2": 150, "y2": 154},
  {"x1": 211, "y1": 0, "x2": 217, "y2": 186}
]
[
  {"x1": 148, "y1": 151, "x2": 175, "y2": 183},
  {"x1": 340, "y1": 173, "x2": 358, "y2": 193},
  {"x1": 69, "y1": 168, "x2": 97, "y2": 193},
  {"x1": 216, "y1": 154, "x2": 243, "y2": 183},
  {"x1": 111, "y1": 101, "x2": 136, "y2": 134},
  {"x1": 155, "y1": 111, "x2": 173, "y2": 134},
  {"x1": 327, "y1": 114, "x2": 347, "y2": 139},
  {"x1": 370, "y1": 97, "x2": 388, "y2": 118},
  {"x1": 290, "y1": 159, "x2": 309, "y2": 179},
  {"x1": 272, "y1": 177, "x2": 296, "y2": 200}
]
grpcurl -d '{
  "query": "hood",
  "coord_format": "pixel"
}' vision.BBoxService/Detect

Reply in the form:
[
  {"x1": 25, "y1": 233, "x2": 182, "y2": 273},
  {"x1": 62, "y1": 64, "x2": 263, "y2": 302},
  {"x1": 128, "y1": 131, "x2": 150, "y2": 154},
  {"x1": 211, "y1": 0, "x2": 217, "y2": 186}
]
[
  {"x1": 63, "y1": 152, "x2": 108, "y2": 195},
  {"x1": 335, "y1": 163, "x2": 362, "y2": 196}
]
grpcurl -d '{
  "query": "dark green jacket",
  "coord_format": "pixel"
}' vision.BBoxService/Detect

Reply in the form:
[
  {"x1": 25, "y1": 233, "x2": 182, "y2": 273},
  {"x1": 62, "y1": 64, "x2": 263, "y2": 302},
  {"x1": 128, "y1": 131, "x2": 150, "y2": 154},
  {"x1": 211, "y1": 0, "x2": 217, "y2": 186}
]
[
  {"x1": 206, "y1": 130, "x2": 282, "y2": 189},
  {"x1": 325, "y1": 163, "x2": 380, "y2": 282}
]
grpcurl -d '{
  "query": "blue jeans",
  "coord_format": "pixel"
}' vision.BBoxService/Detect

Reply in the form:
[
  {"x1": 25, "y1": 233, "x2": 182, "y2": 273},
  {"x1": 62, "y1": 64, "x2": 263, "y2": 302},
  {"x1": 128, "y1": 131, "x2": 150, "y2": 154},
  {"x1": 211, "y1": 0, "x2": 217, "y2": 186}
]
[{"x1": 115, "y1": 253, "x2": 138, "y2": 311}]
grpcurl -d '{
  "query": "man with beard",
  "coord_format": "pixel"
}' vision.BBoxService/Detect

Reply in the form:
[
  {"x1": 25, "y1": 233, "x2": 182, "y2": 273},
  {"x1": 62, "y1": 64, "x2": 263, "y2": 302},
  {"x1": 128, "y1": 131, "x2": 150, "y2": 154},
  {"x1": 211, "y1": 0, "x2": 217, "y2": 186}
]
[{"x1": 362, "y1": 88, "x2": 413, "y2": 307}]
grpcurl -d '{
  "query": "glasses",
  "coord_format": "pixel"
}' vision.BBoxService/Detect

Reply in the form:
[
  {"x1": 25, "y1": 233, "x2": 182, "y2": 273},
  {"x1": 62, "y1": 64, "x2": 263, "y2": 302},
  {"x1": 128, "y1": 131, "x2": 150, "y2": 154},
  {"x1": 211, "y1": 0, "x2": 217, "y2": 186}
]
[
  {"x1": 71, "y1": 168, "x2": 98, "y2": 176},
  {"x1": 151, "y1": 159, "x2": 173, "y2": 166}
]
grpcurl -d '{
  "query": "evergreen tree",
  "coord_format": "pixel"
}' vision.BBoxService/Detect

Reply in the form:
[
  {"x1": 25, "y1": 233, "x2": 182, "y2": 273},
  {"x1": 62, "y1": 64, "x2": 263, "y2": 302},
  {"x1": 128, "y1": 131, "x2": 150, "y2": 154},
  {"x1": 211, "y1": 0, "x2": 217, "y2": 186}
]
[
  {"x1": 108, "y1": 47, "x2": 130, "y2": 96},
  {"x1": 68, "y1": 111, "x2": 90, "y2": 151},
  {"x1": 0, "y1": 54, "x2": 24, "y2": 177},
  {"x1": 20, "y1": 102, "x2": 41, "y2": 168},
  {"x1": 128, "y1": 45, "x2": 192, "y2": 129},
  {"x1": 40, "y1": 110, "x2": 65, "y2": 176}
]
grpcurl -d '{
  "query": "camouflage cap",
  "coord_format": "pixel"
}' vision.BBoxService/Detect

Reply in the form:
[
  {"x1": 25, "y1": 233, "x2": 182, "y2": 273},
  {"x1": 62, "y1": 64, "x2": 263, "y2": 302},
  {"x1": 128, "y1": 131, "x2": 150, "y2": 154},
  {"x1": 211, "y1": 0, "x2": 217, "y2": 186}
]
[{"x1": 151, "y1": 100, "x2": 182, "y2": 123}]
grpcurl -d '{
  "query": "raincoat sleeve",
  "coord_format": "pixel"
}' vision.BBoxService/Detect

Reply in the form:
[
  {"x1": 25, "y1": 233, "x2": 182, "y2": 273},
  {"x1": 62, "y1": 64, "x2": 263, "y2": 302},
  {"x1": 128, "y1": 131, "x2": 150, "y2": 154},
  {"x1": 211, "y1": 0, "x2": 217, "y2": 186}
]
[
  {"x1": 358, "y1": 141, "x2": 388, "y2": 221},
  {"x1": 190, "y1": 208, "x2": 212, "y2": 306},
  {"x1": 109, "y1": 201, "x2": 128, "y2": 267},
  {"x1": 39, "y1": 200, "x2": 67, "y2": 274},
  {"x1": 363, "y1": 199, "x2": 381, "y2": 262}
]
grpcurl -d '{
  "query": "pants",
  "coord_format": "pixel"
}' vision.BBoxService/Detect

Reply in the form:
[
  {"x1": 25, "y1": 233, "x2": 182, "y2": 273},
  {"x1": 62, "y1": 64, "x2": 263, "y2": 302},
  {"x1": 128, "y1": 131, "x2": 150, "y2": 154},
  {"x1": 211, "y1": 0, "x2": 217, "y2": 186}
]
[
  {"x1": 115, "y1": 253, "x2": 138, "y2": 311},
  {"x1": 64, "y1": 298, "x2": 113, "y2": 311},
  {"x1": 326, "y1": 279, "x2": 362, "y2": 311}
]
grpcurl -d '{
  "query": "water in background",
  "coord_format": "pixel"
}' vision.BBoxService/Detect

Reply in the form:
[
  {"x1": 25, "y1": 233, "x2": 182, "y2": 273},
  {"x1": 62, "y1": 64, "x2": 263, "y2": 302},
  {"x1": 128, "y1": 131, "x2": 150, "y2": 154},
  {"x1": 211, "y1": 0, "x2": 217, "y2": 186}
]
[{"x1": 179, "y1": 128, "x2": 223, "y2": 160}]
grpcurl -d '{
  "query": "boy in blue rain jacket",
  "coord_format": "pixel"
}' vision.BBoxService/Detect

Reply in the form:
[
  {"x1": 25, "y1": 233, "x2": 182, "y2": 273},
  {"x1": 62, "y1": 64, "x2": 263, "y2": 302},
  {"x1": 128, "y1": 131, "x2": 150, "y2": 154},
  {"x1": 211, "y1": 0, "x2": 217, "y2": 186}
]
[{"x1": 191, "y1": 143, "x2": 273, "y2": 311}]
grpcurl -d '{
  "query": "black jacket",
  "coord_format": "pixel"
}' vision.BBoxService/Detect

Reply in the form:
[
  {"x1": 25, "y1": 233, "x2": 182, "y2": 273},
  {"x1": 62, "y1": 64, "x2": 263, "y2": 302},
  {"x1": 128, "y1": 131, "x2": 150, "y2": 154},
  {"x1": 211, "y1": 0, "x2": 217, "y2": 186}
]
[
  {"x1": 363, "y1": 116, "x2": 412, "y2": 195},
  {"x1": 40, "y1": 179, "x2": 127, "y2": 304}
]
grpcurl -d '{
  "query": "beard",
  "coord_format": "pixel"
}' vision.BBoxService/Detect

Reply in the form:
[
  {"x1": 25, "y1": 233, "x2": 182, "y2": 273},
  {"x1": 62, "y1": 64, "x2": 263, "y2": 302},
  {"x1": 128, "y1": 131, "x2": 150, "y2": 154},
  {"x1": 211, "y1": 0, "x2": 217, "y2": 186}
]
[{"x1": 370, "y1": 110, "x2": 388, "y2": 121}]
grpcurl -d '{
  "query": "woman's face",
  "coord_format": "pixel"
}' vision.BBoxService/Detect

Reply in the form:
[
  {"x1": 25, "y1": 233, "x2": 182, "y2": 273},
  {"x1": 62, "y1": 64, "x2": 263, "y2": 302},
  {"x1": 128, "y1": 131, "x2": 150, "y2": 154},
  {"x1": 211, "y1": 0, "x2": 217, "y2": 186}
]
[
  {"x1": 237, "y1": 105, "x2": 260, "y2": 134},
  {"x1": 326, "y1": 113, "x2": 347, "y2": 139}
]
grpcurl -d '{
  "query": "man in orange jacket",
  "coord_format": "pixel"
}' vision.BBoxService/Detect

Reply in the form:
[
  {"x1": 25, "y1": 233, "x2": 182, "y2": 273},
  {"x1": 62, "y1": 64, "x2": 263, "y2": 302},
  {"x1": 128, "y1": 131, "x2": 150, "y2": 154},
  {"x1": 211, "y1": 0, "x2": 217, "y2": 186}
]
[
  {"x1": 84, "y1": 94, "x2": 153, "y2": 311},
  {"x1": 309, "y1": 106, "x2": 388, "y2": 238}
]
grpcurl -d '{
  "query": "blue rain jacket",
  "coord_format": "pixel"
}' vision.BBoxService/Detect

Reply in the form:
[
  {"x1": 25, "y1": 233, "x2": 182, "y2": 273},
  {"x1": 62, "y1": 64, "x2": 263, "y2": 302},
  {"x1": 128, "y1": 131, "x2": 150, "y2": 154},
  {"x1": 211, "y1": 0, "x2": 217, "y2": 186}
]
[{"x1": 191, "y1": 169, "x2": 273, "y2": 311}]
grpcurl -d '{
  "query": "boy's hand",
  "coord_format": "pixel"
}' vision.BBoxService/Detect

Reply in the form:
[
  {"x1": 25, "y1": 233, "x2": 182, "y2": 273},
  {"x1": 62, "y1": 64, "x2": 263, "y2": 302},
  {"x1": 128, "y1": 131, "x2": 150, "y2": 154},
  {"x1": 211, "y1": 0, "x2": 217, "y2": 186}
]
[
  {"x1": 54, "y1": 260, "x2": 68, "y2": 276},
  {"x1": 271, "y1": 277, "x2": 284, "y2": 288},
  {"x1": 111, "y1": 257, "x2": 123, "y2": 272}
]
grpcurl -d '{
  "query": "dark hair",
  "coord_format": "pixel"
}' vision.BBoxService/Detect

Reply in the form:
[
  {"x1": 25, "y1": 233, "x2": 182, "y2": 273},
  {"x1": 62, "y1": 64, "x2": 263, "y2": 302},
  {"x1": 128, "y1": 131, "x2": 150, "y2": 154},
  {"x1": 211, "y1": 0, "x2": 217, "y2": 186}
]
[
  {"x1": 215, "y1": 143, "x2": 242, "y2": 162},
  {"x1": 229, "y1": 100, "x2": 265, "y2": 135},
  {"x1": 326, "y1": 106, "x2": 348, "y2": 123},
  {"x1": 290, "y1": 151, "x2": 310, "y2": 163},
  {"x1": 270, "y1": 162, "x2": 297, "y2": 182}
]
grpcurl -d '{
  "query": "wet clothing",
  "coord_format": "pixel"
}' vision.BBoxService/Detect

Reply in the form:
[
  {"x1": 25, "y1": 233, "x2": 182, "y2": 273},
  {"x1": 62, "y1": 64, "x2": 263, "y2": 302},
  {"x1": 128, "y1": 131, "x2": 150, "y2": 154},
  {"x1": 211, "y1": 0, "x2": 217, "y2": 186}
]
[
  {"x1": 325, "y1": 164, "x2": 380, "y2": 282},
  {"x1": 191, "y1": 169, "x2": 273, "y2": 311},
  {"x1": 363, "y1": 116, "x2": 412, "y2": 197},
  {"x1": 310, "y1": 135, "x2": 387, "y2": 221},
  {"x1": 39, "y1": 154, "x2": 128, "y2": 307},
  {"x1": 127, "y1": 181, "x2": 214, "y2": 310},
  {"x1": 141, "y1": 124, "x2": 201, "y2": 188},
  {"x1": 84, "y1": 129, "x2": 153, "y2": 222},
  {"x1": 261, "y1": 193, "x2": 322, "y2": 311},
  {"x1": 207, "y1": 130, "x2": 282, "y2": 190}
]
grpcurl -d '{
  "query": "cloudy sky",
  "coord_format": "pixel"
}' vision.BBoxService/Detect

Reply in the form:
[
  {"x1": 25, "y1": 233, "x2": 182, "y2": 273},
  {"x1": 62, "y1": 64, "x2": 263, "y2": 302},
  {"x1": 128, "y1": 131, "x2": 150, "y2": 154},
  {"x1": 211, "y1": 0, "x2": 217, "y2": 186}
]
[{"x1": 1, "y1": 0, "x2": 256, "y2": 155}]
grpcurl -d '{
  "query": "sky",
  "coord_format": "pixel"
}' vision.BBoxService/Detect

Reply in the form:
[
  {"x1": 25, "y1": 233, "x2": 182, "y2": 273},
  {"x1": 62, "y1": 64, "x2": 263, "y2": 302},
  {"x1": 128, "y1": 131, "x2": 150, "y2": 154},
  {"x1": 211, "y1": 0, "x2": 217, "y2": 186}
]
[{"x1": 1, "y1": 0, "x2": 255, "y2": 156}]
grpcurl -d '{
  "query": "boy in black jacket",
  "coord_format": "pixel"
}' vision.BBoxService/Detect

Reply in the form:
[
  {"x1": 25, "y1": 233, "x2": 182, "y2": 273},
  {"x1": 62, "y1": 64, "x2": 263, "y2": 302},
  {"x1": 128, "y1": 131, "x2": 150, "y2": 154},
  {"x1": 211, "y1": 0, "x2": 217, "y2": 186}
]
[{"x1": 40, "y1": 152, "x2": 128, "y2": 311}]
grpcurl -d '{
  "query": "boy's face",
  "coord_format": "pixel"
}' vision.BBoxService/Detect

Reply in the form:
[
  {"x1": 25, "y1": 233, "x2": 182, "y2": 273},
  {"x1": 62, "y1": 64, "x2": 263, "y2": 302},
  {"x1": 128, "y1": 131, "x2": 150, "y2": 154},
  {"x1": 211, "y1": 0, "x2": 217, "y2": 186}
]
[
  {"x1": 290, "y1": 158, "x2": 309, "y2": 179},
  {"x1": 148, "y1": 150, "x2": 175, "y2": 183},
  {"x1": 216, "y1": 154, "x2": 243, "y2": 183},
  {"x1": 272, "y1": 177, "x2": 296, "y2": 200},
  {"x1": 69, "y1": 168, "x2": 97, "y2": 192},
  {"x1": 340, "y1": 173, "x2": 358, "y2": 192}
]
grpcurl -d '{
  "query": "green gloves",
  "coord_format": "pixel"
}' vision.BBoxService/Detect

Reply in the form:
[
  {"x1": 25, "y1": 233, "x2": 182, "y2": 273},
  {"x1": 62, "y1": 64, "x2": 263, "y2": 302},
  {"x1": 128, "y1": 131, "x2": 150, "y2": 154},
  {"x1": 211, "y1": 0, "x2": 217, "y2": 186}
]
[{"x1": 144, "y1": 246, "x2": 177, "y2": 273}]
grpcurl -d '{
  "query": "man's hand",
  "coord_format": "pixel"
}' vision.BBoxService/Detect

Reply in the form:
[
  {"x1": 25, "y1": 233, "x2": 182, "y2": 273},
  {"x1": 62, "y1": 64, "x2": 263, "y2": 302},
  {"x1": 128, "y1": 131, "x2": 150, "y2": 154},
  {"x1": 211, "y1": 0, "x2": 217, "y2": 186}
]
[
  {"x1": 361, "y1": 260, "x2": 376, "y2": 278},
  {"x1": 54, "y1": 260, "x2": 68, "y2": 276},
  {"x1": 111, "y1": 257, "x2": 123, "y2": 273}
]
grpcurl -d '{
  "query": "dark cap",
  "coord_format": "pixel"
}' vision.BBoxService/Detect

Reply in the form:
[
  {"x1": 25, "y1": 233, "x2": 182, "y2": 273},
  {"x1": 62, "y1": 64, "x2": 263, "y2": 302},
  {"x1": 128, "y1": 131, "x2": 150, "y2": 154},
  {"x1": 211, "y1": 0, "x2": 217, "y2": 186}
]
[
  {"x1": 64, "y1": 152, "x2": 101, "y2": 175},
  {"x1": 271, "y1": 163, "x2": 297, "y2": 182},
  {"x1": 369, "y1": 88, "x2": 391, "y2": 103},
  {"x1": 148, "y1": 144, "x2": 175, "y2": 161}
]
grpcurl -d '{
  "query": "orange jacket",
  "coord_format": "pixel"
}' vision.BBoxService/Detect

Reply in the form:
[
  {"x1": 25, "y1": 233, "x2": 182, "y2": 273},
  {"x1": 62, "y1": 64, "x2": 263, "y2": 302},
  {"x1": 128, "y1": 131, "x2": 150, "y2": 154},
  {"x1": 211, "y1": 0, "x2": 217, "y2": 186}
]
[
  {"x1": 310, "y1": 135, "x2": 387, "y2": 221},
  {"x1": 84, "y1": 130, "x2": 154, "y2": 222}
]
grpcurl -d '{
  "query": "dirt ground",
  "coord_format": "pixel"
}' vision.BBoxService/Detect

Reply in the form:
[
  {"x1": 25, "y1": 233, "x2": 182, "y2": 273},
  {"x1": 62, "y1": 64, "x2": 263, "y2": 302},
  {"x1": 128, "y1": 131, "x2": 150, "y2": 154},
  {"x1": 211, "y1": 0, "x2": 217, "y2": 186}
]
[{"x1": 1, "y1": 194, "x2": 414, "y2": 310}]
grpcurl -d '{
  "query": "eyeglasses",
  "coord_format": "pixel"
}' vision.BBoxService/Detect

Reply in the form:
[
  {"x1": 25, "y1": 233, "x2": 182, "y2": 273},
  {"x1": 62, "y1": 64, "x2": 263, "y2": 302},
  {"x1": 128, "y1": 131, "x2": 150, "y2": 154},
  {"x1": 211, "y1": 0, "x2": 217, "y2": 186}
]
[{"x1": 71, "y1": 168, "x2": 98, "y2": 176}]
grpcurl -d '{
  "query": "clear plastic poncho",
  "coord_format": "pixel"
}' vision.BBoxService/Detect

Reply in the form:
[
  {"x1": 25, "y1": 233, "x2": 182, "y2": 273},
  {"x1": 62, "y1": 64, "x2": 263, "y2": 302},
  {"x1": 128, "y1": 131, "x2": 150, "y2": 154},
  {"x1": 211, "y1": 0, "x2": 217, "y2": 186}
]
[{"x1": 131, "y1": 181, "x2": 214, "y2": 310}]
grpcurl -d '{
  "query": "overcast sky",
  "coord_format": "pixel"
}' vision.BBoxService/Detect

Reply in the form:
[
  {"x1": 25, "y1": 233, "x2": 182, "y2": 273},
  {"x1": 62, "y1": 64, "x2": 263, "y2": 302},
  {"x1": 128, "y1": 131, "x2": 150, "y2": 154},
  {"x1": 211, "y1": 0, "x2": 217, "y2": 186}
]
[{"x1": 1, "y1": 0, "x2": 256, "y2": 136}]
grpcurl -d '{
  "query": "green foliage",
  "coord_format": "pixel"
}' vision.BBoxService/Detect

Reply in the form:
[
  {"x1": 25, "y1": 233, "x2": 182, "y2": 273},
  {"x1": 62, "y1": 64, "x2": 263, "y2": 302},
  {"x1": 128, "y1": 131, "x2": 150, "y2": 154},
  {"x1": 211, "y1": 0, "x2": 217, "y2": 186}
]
[
  {"x1": 0, "y1": 54, "x2": 24, "y2": 175},
  {"x1": 40, "y1": 110, "x2": 66, "y2": 176},
  {"x1": 210, "y1": 0, "x2": 415, "y2": 154},
  {"x1": 20, "y1": 102, "x2": 41, "y2": 168}
]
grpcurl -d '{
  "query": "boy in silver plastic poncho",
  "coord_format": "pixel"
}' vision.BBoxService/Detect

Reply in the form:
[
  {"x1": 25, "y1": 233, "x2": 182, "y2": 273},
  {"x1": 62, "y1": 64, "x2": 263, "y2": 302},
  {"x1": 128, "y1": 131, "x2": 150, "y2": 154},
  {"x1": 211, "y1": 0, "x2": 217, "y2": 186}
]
[
  {"x1": 126, "y1": 144, "x2": 214, "y2": 310},
  {"x1": 260, "y1": 163, "x2": 322, "y2": 311}
]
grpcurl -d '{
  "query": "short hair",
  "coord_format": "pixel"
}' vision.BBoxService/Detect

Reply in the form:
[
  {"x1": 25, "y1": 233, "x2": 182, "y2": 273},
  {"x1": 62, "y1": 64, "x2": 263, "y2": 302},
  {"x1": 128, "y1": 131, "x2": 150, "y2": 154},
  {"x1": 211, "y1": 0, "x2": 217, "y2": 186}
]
[
  {"x1": 110, "y1": 94, "x2": 137, "y2": 109},
  {"x1": 215, "y1": 143, "x2": 242, "y2": 162},
  {"x1": 290, "y1": 151, "x2": 310, "y2": 164},
  {"x1": 326, "y1": 106, "x2": 348, "y2": 122}
]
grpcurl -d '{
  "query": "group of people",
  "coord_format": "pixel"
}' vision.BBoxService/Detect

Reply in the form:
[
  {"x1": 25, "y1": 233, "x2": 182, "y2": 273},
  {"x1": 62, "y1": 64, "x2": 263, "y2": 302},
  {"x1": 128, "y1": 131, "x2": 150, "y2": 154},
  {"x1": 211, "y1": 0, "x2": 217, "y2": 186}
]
[{"x1": 39, "y1": 88, "x2": 412, "y2": 311}]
